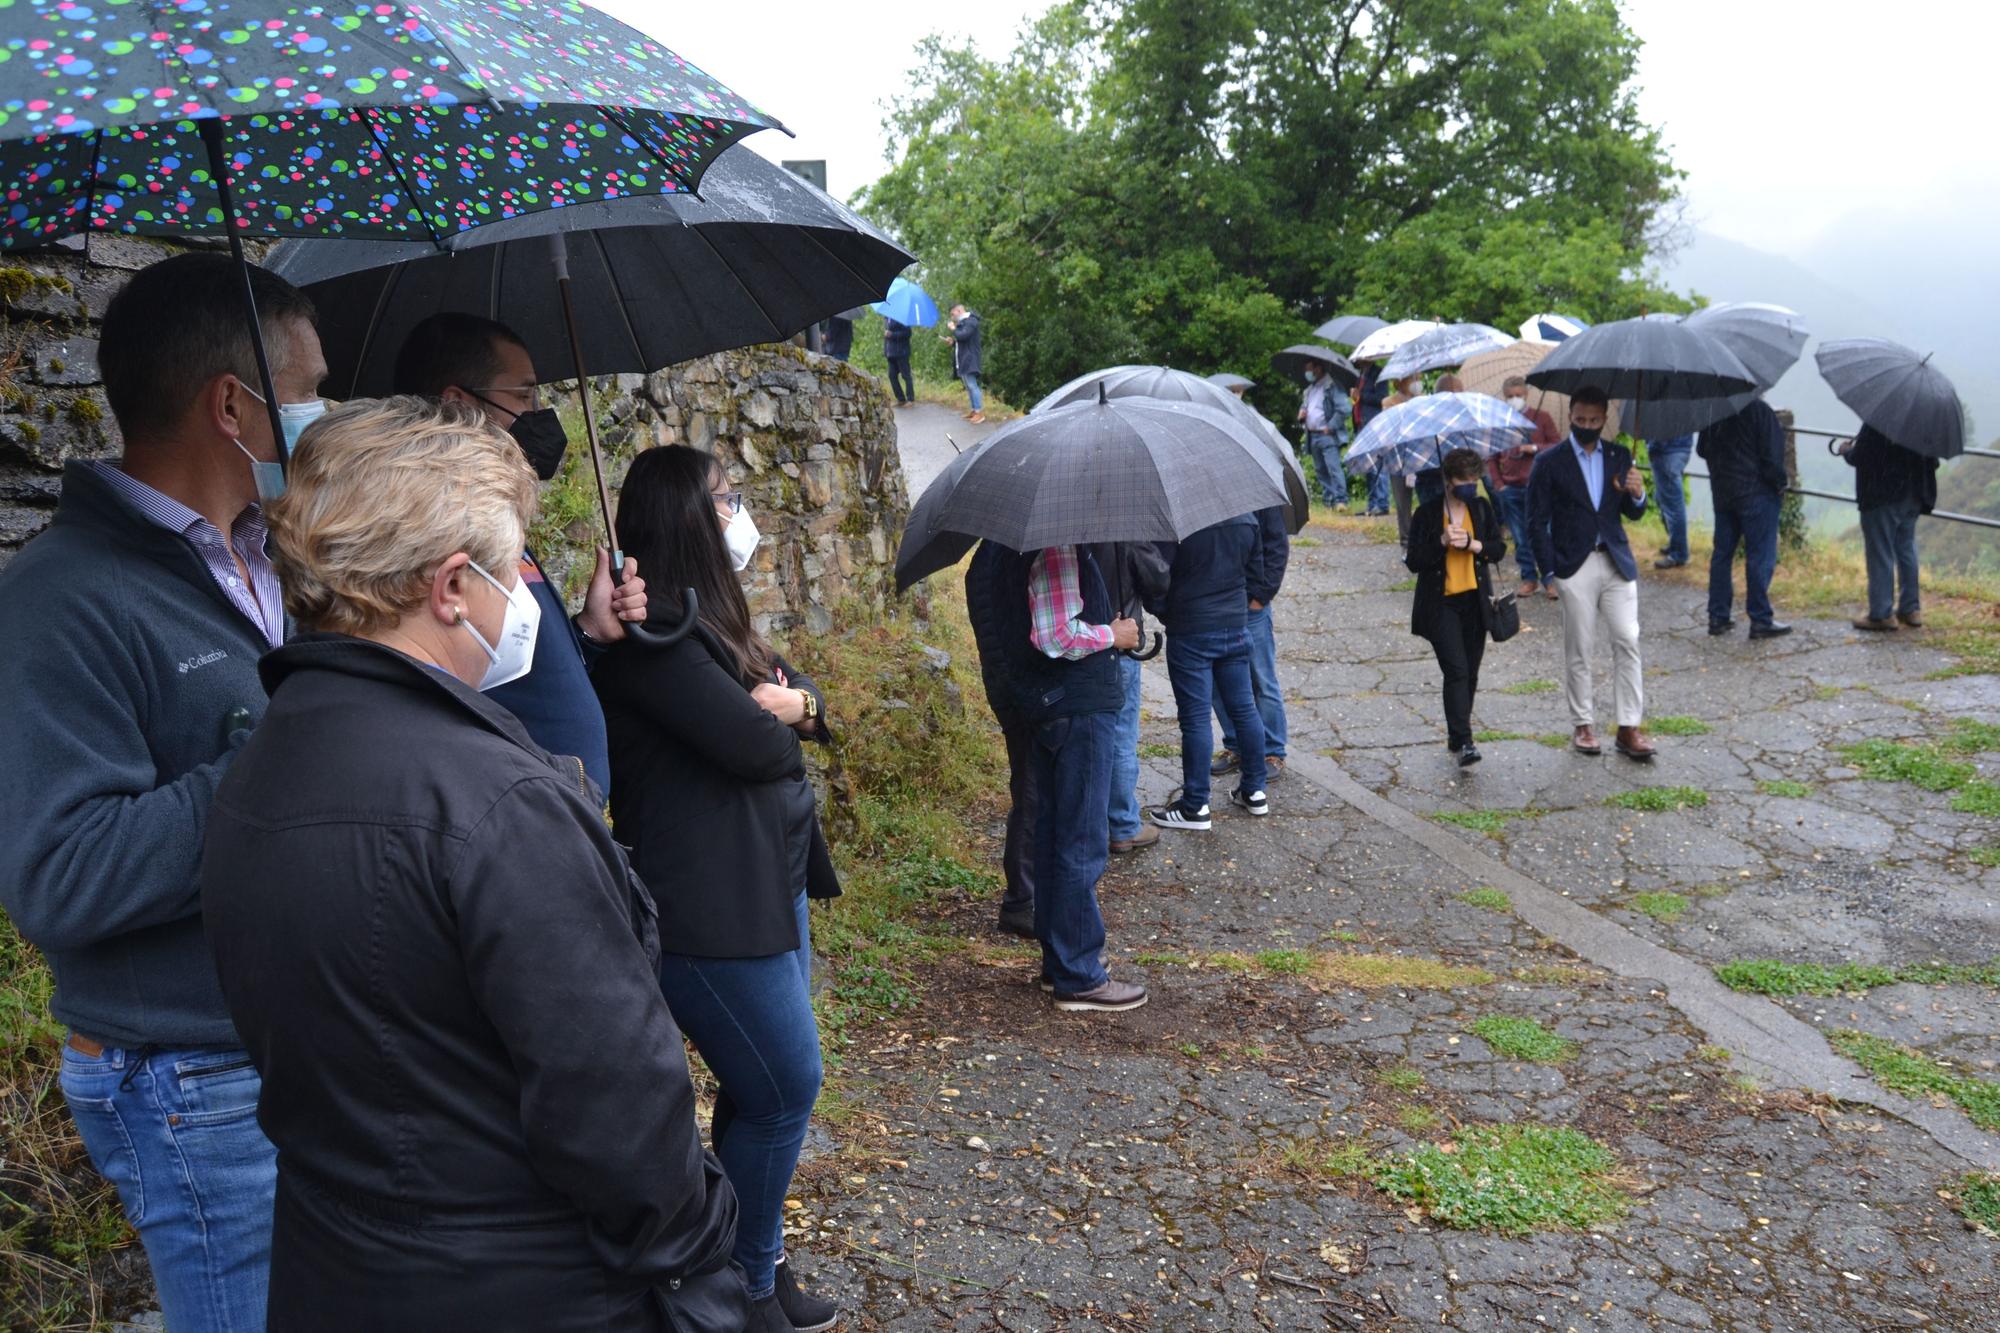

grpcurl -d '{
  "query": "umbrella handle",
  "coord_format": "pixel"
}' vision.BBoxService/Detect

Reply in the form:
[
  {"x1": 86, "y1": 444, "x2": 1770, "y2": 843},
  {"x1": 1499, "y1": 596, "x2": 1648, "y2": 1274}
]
[
  {"x1": 1123, "y1": 630, "x2": 1164, "y2": 661},
  {"x1": 622, "y1": 586, "x2": 700, "y2": 649}
]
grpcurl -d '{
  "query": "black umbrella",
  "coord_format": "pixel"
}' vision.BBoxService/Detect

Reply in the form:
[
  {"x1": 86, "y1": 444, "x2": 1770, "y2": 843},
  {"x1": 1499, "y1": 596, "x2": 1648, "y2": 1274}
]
[
  {"x1": 1313, "y1": 315, "x2": 1389, "y2": 348},
  {"x1": 1815, "y1": 339, "x2": 1966, "y2": 460},
  {"x1": 1270, "y1": 345, "x2": 1360, "y2": 390},
  {"x1": 895, "y1": 394, "x2": 1288, "y2": 591},
  {"x1": 1030, "y1": 365, "x2": 1310, "y2": 533},
  {"x1": 1526, "y1": 318, "x2": 1757, "y2": 402}
]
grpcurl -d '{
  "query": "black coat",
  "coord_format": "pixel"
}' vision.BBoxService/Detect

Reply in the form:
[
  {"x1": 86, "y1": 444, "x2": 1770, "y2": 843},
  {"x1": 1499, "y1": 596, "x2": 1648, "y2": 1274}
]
[
  {"x1": 1696, "y1": 399, "x2": 1788, "y2": 507},
  {"x1": 1149, "y1": 515, "x2": 1260, "y2": 635},
  {"x1": 200, "y1": 636, "x2": 742, "y2": 1332},
  {"x1": 1405, "y1": 494, "x2": 1508, "y2": 639},
  {"x1": 882, "y1": 318, "x2": 912, "y2": 360},
  {"x1": 594, "y1": 624, "x2": 838, "y2": 960},
  {"x1": 1844, "y1": 425, "x2": 1939, "y2": 513},
  {"x1": 950, "y1": 311, "x2": 984, "y2": 377},
  {"x1": 1527, "y1": 438, "x2": 1648, "y2": 582}
]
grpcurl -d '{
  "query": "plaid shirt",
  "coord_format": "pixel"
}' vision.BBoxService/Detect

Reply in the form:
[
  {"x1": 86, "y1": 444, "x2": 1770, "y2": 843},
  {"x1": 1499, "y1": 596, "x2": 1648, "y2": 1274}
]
[{"x1": 1027, "y1": 547, "x2": 1114, "y2": 660}]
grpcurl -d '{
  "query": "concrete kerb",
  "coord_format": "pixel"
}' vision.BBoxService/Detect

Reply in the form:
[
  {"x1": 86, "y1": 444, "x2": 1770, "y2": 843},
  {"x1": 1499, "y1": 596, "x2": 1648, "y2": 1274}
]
[{"x1": 1135, "y1": 666, "x2": 2000, "y2": 1171}]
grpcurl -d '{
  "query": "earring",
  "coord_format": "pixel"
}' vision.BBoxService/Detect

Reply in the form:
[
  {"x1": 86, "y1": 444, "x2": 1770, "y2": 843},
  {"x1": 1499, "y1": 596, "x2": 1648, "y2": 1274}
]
[{"x1": 453, "y1": 607, "x2": 464, "y2": 623}]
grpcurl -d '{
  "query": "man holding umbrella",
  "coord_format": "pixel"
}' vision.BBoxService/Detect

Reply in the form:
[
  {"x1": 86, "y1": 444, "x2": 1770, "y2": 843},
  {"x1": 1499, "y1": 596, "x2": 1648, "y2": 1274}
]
[
  {"x1": 0, "y1": 254, "x2": 328, "y2": 1328},
  {"x1": 944, "y1": 303, "x2": 986, "y2": 423},
  {"x1": 1697, "y1": 397, "x2": 1792, "y2": 638}
]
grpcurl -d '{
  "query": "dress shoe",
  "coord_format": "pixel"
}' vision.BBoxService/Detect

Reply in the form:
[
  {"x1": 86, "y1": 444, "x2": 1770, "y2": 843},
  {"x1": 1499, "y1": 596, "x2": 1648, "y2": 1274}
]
[
  {"x1": 1517, "y1": 579, "x2": 1540, "y2": 599},
  {"x1": 1615, "y1": 726, "x2": 1657, "y2": 761},
  {"x1": 1707, "y1": 619, "x2": 1734, "y2": 636},
  {"x1": 1851, "y1": 615, "x2": 1898, "y2": 632},
  {"x1": 1458, "y1": 743, "x2": 1483, "y2": 768},
  {"x1": 1053, "y1": 978, "x2": 1149, "y2": 1012},
  {"x1": 1749, "y1": 621, "x2": 1793, "y2": 640},
  {"x1": 1571, "y1": 726, "x2": 1602, "y2": 756},
  {"x1": 1653, "y1": 555, "x2": 1686, "y2": 569},
  {"x1": 1897, "y1": 611, "x2": 1924, "y2": 628},
  {"x1": 1110, "y1": 825, "x2": 1161, "y2": 854},
  {"x1": 1211, "y1": 749, "x2": 1241, "y2": 775},
  {"x1": 1263, "y1": 755, "x2": 1286, "y2": 781},
  {"x1": 996, "y1": 907, "x2": 1036, "y2": 939},
  {"x1": 1543, "y1": 584, "x2": 1560, "y2": 601}
]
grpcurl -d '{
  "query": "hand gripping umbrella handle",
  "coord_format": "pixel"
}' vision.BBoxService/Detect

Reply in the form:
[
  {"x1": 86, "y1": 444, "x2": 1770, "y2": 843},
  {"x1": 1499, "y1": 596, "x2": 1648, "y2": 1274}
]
[
  {"x1": 621, "y1": 585, "x2": 700, "y2": 648},
  {"x1": 1123, "y1": 630, "x2": 1164, "y2": 661}
]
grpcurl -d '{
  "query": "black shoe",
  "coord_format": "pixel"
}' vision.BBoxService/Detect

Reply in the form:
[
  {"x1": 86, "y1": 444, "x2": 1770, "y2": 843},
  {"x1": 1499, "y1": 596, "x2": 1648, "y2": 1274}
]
[
  {"x1": 1654, "y1": 555, "x2": 1687, "y2": 569},
  {"x1": 750, "y1": 1294, "x2": 793, "y2": 1333},
  {"x1": 996, "y1": 907, "x2": 1035, "y2": 939},
  {"x1": 1458, "y1": 744, "x2": 1482, "y2": 768},
  {"x1": 1229, "y1": 787, "x2": 1269, "y2": 817},
  {"x1": 1707, "y1": 619, "x2": 1734, "y2": 636},
  {"x1": 1749, "y1": 621, "x2": 1793, "y2": 640},
  {"x1": 775, "y1": 1256, "x2": 840, "y2": 1332}
]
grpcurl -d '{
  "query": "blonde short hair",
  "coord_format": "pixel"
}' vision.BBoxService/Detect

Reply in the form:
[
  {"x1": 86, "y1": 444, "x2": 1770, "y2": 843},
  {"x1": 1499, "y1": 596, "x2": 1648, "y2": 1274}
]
[{"x1": 268, "y1": 396, "x2": 538, "y2": 635}]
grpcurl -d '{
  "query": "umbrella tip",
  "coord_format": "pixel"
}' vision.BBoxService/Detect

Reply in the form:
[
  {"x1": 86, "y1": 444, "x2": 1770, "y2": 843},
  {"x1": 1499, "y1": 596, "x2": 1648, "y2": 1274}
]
[
  {"x1": 1921, "y1": 351, "x2": 1934, "y2": 366},
  {"x1": 1098, "y1": 382, "x2": 1108, "y2": 406}
]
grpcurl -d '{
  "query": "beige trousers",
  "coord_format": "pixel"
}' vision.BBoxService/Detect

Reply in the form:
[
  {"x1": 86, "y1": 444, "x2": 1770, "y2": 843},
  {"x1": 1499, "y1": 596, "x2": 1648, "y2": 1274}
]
[{"x1": 1553, "y1": 551, "x2": 1643, "y2": 729}]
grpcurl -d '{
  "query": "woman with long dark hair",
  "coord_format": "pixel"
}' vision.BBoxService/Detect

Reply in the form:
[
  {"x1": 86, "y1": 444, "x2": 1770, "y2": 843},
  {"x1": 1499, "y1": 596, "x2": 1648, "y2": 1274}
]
[
  {"x1": 593, "y1": 445, "x2": 842, "y2": 1333},
  {"x1": 1405, "y1": 447, "x2": 1509, "y2": 767}
]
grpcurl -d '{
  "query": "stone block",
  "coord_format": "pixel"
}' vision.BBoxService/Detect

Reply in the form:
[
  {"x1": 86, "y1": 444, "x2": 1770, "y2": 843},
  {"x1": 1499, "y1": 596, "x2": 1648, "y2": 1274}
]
[
  {"x1": 31, "y1": 334, "x2": 100, "y2": 386},
  {"x1": 741, "y1": 391, "x2": 779, "y2": 428}
]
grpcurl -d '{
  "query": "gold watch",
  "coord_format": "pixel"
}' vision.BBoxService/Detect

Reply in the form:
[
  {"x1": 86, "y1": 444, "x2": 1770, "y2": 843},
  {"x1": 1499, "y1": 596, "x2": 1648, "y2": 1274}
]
[{"x1": 797, "y1": 688, "x2": 820, "y2": 722}]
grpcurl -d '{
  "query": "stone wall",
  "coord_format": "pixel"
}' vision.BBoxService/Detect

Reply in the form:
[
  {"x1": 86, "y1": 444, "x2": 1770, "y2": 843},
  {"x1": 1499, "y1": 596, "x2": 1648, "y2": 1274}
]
[{"x1": 0, "y1": 239, "x2": 911, "y2": 638}]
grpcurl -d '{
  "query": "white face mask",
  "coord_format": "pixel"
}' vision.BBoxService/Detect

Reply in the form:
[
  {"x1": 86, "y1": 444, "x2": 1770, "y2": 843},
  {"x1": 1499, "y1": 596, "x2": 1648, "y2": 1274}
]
[
  {"x1": 724, "y1": 506, "x2": 761, "y2": 572},
  {"x1": 1507, "y1": 395, "x2": 1526, "y2": 408},
  {"x1": 460, "y1": 560, "x2": 541, "y2": 690}
]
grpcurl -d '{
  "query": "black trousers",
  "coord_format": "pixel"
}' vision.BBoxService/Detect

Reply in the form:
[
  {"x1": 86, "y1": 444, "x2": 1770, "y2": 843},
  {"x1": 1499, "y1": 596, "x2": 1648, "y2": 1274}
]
[
  {"x1": 885, "y1": 356, "x2": 914, "y2": 404},
  {"x1": 1000, "y1": 719, "x2": 1038, "y2": 917},
  {"x1": 1427, "y1": 590, "x2": 1487, "y2": 750}
]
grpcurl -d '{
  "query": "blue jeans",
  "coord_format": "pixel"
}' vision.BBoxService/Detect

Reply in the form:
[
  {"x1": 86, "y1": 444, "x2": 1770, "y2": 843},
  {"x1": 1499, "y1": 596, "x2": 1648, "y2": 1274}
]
[
  {"x1": 1650, "y1": 442, "x2": 1692, "y2": 563},
  {"x1": 1860, "y1": 498, "x2": 1922, "y2": 619},
  {"x1": 60, "y1": 1042, "x2": 276, "y2": 1332},
  {"x1": 963, "y1": 373, "x2": 983, "y2": 412},
  {"x1": 1218, "y1": 604, "x2": 1288, "y2": 759},
  {"x1": 1108, "y1": 654, "x2": 1144, "y2": 842},
  {"x1": 1365, "y1": 467, "x2": 1392, "y2": 514},
  {"x1": 1030, "y1": 712, "x2": 1115, "y2": 994},
  {"x1": 1708, "y1": 490, "x2": 1781, "y2": 626},
  {"x1": 1307, "y1": 432, "x2": 1346, "y2": 505},
  {"x1": 657, "y1": 892, "x2": 822, "y2": 1299},
  {"x1": 1166, "y1": 628, "x2": 1266, "y2": 810},
  {"x1": 1495, "y1": 484, "x2": 1540, "y2": 584}
]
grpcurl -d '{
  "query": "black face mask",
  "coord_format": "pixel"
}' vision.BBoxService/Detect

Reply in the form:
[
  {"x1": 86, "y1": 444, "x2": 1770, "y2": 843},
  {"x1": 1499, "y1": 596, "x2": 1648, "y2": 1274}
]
[
  {"x1": 1572, "y1": 425, "x2": 1602, "y2": 447},
  {"x1": 1452, "y1": 482, "x2": 1480, "y2": 501},
  {"x1": 508, "y1": 408, "x2": 570, "y2": 481}
]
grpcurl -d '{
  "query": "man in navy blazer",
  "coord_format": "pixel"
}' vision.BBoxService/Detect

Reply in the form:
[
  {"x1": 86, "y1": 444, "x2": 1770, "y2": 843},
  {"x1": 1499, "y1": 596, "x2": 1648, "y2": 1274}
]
[{"x1": 1527, "y1": 387, "x2": 1657, "y2": 761}]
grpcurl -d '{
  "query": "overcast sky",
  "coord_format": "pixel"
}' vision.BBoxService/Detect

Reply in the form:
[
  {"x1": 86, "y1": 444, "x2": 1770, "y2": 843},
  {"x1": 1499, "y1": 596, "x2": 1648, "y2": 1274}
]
[{"x1": 599, "y1": 0, "x2": 1999, "y2": 257}]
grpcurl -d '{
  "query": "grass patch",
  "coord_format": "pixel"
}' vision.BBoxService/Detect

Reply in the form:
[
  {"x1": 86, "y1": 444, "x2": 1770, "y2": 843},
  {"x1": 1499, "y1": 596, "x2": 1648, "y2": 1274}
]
[
  {"x1": 1757, "y1": 779, "x2": 1814, "y2": 798},
  {"x1": 1278, "y1": 1134, "x2": 1375, "y2": 1181},
  {"x1": 1498, "y1": 678, "x2": 1558, "y2": 695},
  {"x1": 1468, "y1": 1014, "x2": 1577, "y2": 1063},
  {"x1": 1515, "y1": 964, "x2": 1598, "y2": 986},
  {"x1": 1957, "y1": 1172, "x2": 2000, "y2": 1238},
  {"x1": 1951, "y1": 780, "x2": 2000, "y2": 818},
  {"x1": 1431, "y1": 807, "x2": 1544, "y2": 838},
  {"x1": 1458, "y1": 887, "x2": 1513, "y2": 914},
  {"x1": 1648, "y1": 715, "x2": 1712, "y2": 736},
  {"x1": 1387, "y1": 576, "x2": 1418, "y2": 592},
  {"x1": 1378, "y1": 1064, "x2": 1427, "y2": 1092},
  {"x1": 1604, "y1": 786, "x2": 1708, "y2": 813},
  {"x1": 1940, "y1": 719, "x2": 2000, "y2": 755},
  {"x1": 1629, "y1": 891, "x2": 1690, "y2": 922},
  {"x1": 1472, "y1": 730, "x2": 1531, "y2": 743},
  {"x1": 1828, "y1": 1030, "x2": 2000, "y2": 1132},
  {"x1": 1373, "y1": 1124, "x2": 1629, "y2": 1235},
  {"x1": 1254, "y1": 949, "x2": 1315, "y2": 976},
  {"x1": 1969, "y1": 847, "x2": 2000, "y2": 868},
  {"x1": 1716, "y1": 958, "x2": 2000, "y2": 996},
  {"x1": 1838, "y1": 738, "x2": 1975, "y2": 792},
  {"x1": 1291, "y1": 535, "x2": 1322, "y2": 548},
  {"x1": 1397, "y1": 1105, "x2": 1441, "y2": 1132},
  {"x1": 1314, "y1": 954, "x2": 1495, "y2": 989},
  {"x1": 1325, "y1": 929, "x2": 1362, "y2": 943},
  {"x1": 1136, "y1": 742, "x2": 1181, "y2": 758},
  {"x1": 1696, "y1": 1044, "x2": 1731, "y2": 1064},
  {"x1": 1532, "y1": 732, "x2": 1572, "y2": 749},
  {"x1": 1132, "y1": 950, "x2": 1194, "y2": 967}
]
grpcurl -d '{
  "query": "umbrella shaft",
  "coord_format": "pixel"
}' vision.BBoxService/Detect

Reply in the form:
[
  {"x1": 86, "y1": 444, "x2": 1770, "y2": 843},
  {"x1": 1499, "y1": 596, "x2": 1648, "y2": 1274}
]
[
  {"x1": 556, "y1": 264, "x2": 624, "y2": 569},
  {"x1": 198, "y1": 119, "x2": 289, "y2": 466}
]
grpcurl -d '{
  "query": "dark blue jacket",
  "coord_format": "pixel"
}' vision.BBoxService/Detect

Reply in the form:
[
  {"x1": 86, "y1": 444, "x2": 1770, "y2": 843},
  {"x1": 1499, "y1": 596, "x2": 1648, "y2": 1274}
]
[
  {"x1": 1844, "y1": 425, "x2": 1939, "y2": 513},
  {"x1": 883, "y1": 318, "x2": 912, "y2": 360},
  {"x1": 965, "y1": 542, "x2": 1121, "y2": 725},
  {"x1": 486, "y1": 549, "x2": 611, "y2": 798},
  {"x1": 1356, "y1": 364, "x2": 1388, "y2": 427},
  {"x1": 1246, "y1": 506, "x2": 1290, "y2": 607},
  {"x1": 1696, "y1": 400, "x2": 1787, "y2": 507},
  {"x1": 1527, "y1": 438, "x2": 1649, "y2": 582},
  {"x1": 950, "y1": 311, "x2": 984, "y2": 377},
  {"x1": 1151, "y1": 514, "x2": 1260, "y2": 635}
]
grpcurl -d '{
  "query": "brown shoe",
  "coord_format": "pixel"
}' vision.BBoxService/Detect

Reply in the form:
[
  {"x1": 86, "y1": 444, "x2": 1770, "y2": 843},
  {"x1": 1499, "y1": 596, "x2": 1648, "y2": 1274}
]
[
  {"x1": 967, "y1": 412, "x2": 986, "y2": 424},
  {"x1": 1851, "y1": 615, "x2": 1898, "y2": 632},
  {"x1": 1053, "y1": 978, "x2": 1149, "y2": 1012},
  {"x1": 1543, "y1": 584, "x2": 1560, "y2": 601},
  {"x1": 1897, "y1": 611, "x2": 1924, "y2": 628},
  {"x1": 1517, "y1": 580, "x2": 1539, "y2": 600},
  {"x1": 1264, "y1": 755, "x2": 1285, "y2": 781},
  {"x1": 1615, "y1": 726, "x2": 1657, "y2": 761},
  {"x1": 1110, "y1": 825, "x2": 1161, "y2": 854},
  {"x1": 1571, "y1": 725, "x2": 1602, "y2": 755}
]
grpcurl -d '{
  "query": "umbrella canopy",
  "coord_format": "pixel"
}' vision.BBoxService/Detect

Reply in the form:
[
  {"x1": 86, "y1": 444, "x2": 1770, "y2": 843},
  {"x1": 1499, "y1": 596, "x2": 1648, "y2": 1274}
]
[
  {"x1": 1350, "y1": 319, "x2": 1442, "y2": 363},
  {"x1": 1519, "y1": 313, "x2": 1590, "y2": 344},
  {"x1": 1030, "y1": 365, "x2": 1309, "y2": 533},
  {"x1": 269, "y1": 144, "x2": 913, "y2": 398},
  {"x1": 1312, "y1": 314, "x2": 1389, "y2": 348},
  {"x1": 1685, "y1": 302, "x2": 1809, "y2": 390},
  {"x1": 1457, "y1": 341, "x2": 1622, "y2": 439},
  {"x1": 1815, "y1": 339, "x2": 1966, "y2": 460},
  {"x1": 1379, "y1": 323, "x2": 1515, "y2": 380},
  {"x1": 1270, "y1": 344, "x2": 1359, "y2": 389},
  {"x1": 872, "y1": 276, "x2": 939, "y2": 328},
  {"x1": 1345, "y1": 393, "x2": 1537, "y2": 477},
  {"x1": 1206, "y1": 372, "x2": 1256, "y2": 391},
  {"x1": 1525, "y1": 318, "x2": 1757, "y2": 402},
  {"x1": 0, "y1": 0, "x2": 780, "y2": 248},
  {"x1": 895, "y1": 398, "x2": 1288, "y2": 590}
]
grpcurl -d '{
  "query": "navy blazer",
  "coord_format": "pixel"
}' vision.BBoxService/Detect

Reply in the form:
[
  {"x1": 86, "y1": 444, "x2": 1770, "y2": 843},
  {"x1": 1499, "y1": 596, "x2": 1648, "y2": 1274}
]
[{"x1": 1527, "y1": 437, "x2": 1648, "y2": 582}]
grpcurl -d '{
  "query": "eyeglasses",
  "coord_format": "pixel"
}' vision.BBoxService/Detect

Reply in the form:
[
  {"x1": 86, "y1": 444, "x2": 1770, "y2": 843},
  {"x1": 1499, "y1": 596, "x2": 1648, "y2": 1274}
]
[
  {"x1": 712, "y1": 490, "x2": 744, "y2": 515},
  {"x1": 468, "y1": 384, "x2": 544, "y2": 410}
]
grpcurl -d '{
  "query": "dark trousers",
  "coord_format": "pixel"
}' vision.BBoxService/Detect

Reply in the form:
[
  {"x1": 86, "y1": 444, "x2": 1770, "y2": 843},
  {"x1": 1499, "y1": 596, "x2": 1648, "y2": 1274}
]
[
  {"x1": 1000, "y1": 719, "x2": 1037, "y2": 919},
  {"x1": 1427, "y1": 590, "x2": 1487, "y2": 750},
  {"x1": 885, "y1": 356, "x2": 914, "y2": 404},
  {"x1": 1030, "y1": 712, "x2": 1115, "y2": 994},
  {"x1": 1707, "y1": 489, "x2": 1781, "y2": 627},
  {"x1": 1860, "y1": 497, "x2": 1922, "y2": 619}
]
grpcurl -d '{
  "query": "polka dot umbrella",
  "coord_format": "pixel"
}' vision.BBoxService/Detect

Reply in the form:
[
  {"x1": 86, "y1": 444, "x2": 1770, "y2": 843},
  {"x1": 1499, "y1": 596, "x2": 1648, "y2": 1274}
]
[{"x1": 0, "y1": 0, "x2": 782, "y2": 450}]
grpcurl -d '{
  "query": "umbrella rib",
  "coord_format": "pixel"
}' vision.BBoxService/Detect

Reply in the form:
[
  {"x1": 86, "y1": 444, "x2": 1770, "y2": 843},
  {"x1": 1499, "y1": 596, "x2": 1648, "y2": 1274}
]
[
  {"x1": 591, "y1": 228, "x2": 648, "y2": 370},
  {"x1": 353, "y1": 106, "x2": 451, "y2": 248}
]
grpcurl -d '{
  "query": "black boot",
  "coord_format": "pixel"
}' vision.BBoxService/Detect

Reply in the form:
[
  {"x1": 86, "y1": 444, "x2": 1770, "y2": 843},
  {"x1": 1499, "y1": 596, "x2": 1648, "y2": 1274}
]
[
  {"x1": 774, "y1": 1255, "x2": 840, "y2": 1332},
  {"x1": 749, "y1": 1293, "x2": 794, "y2": 1332}
]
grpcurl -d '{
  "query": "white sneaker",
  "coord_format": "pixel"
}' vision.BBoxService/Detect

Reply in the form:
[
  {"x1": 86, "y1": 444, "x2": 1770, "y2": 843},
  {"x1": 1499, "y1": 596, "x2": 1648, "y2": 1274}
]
[
  {"x1": 1150, "y1": 803, "x2": 1212, "y2": 831},
  {"x1": 1230, "y1": 788, "x2": 1270, "y2": 817}
]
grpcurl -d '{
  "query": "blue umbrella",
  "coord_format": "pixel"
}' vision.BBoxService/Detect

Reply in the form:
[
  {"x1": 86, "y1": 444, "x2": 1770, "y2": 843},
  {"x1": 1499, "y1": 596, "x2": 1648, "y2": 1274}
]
[
  {"x1": 1520, "y1": 313, "x2": 1590, "y2": 344},
  {"x1": 872, "y1": 275, "x2": 939, "y2": 328},
  {"x1": 1344, "y1": 392, "x2": 1537, "y2": 477}
]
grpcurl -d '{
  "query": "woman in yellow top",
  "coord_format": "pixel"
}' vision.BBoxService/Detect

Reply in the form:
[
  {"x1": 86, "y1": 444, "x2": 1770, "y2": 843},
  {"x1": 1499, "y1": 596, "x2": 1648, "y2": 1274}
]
[{"x1": 1405, "y1": 448, "x2": 1509, "y2": 766}]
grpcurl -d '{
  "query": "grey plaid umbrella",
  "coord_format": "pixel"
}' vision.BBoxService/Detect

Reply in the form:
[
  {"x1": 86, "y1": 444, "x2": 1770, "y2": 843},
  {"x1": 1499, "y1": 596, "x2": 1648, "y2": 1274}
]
[
  {"x1": 1031, "y1": 365, "x2": 1309, "y2": 533},
  {"x1": 1615, "y1": 303, "x2": 1810, "y2": 439},
  {"x1": 1379, "y1": 323, "x2": 1515, "y2": 380},
  {"x1": 1815, "y1": 339, "x2": 1966, "y2": 459},
  {"x1": 895, "y1": 396, "x2": 1287, "y2": 590},
  {"x1": 1270, "y1": 344, "x2": 1360, "y2": 389},
  {"x1": 1313, "y1": 314, "x2": 1389, "y2": 348}
]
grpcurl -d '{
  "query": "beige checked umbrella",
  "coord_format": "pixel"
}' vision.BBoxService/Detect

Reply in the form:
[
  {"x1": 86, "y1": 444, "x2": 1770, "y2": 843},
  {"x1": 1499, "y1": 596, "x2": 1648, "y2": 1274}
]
[{"x1": 1459, "y1": 341, "x2": 1622, "y2": 439}]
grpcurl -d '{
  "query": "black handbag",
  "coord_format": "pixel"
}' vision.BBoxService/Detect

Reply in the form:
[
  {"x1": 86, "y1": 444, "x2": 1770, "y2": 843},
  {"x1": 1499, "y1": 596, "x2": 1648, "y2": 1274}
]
[{"x1": 1488, "y1": 583, "x2": 1521, "y2": 643}]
